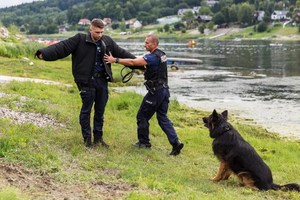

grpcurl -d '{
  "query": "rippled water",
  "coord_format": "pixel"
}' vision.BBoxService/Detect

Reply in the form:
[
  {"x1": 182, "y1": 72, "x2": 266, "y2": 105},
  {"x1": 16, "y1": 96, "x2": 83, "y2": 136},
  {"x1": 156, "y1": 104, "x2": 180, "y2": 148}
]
[{"x1": 116, "y1": 39, "x2": 300, "y2": 139}]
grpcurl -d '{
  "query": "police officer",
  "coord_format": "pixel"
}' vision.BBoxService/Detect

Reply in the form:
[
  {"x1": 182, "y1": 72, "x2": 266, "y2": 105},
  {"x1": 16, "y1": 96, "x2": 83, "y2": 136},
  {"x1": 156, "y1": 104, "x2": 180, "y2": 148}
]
[
  {"x1": 104, "y1": 34, "x2": 184, "y2": 156},
  {"x1": 35, "y1": 19, "x2": 137, "y2": 148}
]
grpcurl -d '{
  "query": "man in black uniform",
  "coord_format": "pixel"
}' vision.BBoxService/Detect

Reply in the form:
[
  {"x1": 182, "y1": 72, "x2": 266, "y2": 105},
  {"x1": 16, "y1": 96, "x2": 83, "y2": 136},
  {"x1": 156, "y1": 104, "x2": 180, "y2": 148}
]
[
  {"x1": 104, "y1": 34, "x2": 184, "y2": 156},
  {"x1": 35, "y1": 19, "x2": 136, "y2": 148}
]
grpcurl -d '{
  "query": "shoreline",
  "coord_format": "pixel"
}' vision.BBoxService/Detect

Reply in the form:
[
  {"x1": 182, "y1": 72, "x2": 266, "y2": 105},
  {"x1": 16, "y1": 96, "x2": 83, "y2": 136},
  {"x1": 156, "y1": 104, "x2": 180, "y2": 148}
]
[{"x1": 113, "y1": 85, "x2": 300, "y2": 141}]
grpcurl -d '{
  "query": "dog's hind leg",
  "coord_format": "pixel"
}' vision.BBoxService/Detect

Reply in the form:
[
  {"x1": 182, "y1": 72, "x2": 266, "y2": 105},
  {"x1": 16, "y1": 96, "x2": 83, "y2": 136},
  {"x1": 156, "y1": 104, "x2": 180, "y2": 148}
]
[
  {"x1": 211, "y1": 161, "x2": 232, "y2": 181},
  {"x1": 237, "y1": 172, "x2": 256, "y2": 189}
]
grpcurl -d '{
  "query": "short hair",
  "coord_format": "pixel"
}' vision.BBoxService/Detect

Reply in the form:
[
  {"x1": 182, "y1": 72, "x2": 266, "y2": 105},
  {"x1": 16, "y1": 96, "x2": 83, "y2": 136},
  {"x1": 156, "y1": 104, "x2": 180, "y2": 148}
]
[
  {"x1": 91, "y1": 18, "x2": 105, "y2": 28},
  {"x1": 147, "y1": 33, "x2": 159, "y2": 45}
]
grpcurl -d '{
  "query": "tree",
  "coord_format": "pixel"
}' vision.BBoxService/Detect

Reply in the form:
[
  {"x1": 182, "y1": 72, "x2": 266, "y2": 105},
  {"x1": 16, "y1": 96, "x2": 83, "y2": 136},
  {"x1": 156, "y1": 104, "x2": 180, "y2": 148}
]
[
  {"x1": 256, "y1": 21, "x2": 268, "y2": 32},
  {"x1": 163, "y1": 24, "x2": 170, "y2": 32},
  {"x1": 198, "y1": 23, "x2": 206, "y2": 33},
  {"x1": 182, "y1": 11, "x2": 195, "y2": 29},
  {"x1": 229, "y1": 4, "x2": 239, "y2": 23},
  {"x1": 213, "y1": 12, "x2": 226, "y2": 25},
  {"x1": 137, "y1": 11, "x2": 156, "y2": 25},
  {"x1": 173, "y1": 21, "x2": 185, "y2": 30},
  {"x1": 237, "y1": 2, "x2": 255, "y2": 26},
  {"x1": 119, "y1": 19, "x2": 126, "y2": 32},
  {"x1": 199, "y1": 6, "x2": 213, "y2": 15}
]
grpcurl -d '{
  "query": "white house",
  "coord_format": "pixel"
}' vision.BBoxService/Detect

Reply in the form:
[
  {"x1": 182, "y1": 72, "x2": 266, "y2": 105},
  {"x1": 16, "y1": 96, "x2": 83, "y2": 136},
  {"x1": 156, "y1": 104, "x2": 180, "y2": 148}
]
[
  {"x1": 255, "y1": 11, "x2": 265, "y2": 21},
  {"x1": 126, "y1": 18, "x2": 142, "y2": 28},
  {"x1": 271, "y1": 10, "x2": 290, "y2": 21},
  {"x1": 206, "y1": 0, "x2": 219, "y2": 7},
  {"x1": 177, "y1": 8, "x2": 194, "y2": 16}
]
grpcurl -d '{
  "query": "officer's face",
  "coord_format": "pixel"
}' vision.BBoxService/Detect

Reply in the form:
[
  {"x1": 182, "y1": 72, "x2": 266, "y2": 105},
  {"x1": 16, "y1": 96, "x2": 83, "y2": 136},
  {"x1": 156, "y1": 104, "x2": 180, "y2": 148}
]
[
  {"x1": 90, "y1": 26, "x2": 104, "y2": 41},
  {"x1": 144, "y1": 37, "x2": 156, "y2": 52}
]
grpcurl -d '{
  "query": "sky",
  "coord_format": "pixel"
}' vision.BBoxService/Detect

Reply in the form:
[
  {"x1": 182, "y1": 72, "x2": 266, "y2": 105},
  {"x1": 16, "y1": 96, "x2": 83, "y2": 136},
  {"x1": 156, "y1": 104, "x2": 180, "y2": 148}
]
[{"x1": 0, "y1": 0, "x2": 40, "y2": 8}]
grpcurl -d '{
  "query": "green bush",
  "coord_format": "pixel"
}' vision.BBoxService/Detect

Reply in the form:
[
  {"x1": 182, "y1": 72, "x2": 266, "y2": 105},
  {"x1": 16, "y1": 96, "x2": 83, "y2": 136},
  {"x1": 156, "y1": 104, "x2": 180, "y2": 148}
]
[{"x1": 257, "y1": 21, "x2": 268, "y2": 32}]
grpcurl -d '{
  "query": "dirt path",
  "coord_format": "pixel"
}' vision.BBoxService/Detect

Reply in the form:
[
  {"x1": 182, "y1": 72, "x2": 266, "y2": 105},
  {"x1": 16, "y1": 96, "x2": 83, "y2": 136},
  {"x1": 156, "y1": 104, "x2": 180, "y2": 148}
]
[
  {"x1": 0, "y1": 160, "x2": 135, "y2": 199},
  {"x1": 0, "y1": 75, "x2": 71, "y2": 85}
]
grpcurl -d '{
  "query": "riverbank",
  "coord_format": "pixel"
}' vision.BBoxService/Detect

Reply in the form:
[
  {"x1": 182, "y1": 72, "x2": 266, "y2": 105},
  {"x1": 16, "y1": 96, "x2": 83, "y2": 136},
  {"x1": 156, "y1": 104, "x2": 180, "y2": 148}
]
[
  {"x1": 109, "y1": 25, "x2": 300, "y2": 41},
  {"x1": 0, "y1": 59, "x2": 299, "y2": 199},
  {"x1": 1, "y1": 77, "x2": 299, "y2": 199},
  {"x1": 24, "y1": 24, "x2": 300, "y2": 42}
]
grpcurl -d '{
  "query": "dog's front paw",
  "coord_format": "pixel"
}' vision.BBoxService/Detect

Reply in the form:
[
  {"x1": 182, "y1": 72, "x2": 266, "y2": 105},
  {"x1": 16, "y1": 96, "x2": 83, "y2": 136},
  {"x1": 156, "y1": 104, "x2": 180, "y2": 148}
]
[{"x1": 210, "y1": 176, "x2": 221, "y2": 182}]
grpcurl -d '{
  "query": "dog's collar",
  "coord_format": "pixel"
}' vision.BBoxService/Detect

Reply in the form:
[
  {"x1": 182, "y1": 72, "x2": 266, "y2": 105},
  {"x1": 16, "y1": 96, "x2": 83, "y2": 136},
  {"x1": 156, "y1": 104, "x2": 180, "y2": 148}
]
[{"x1": 210, "y1": 124, "x2": 231, "y2": 138}]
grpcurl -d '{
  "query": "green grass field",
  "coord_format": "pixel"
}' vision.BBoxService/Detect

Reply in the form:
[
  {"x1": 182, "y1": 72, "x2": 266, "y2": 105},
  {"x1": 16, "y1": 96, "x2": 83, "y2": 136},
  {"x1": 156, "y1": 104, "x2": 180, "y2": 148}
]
[{"x1": 0, "y1": 56, "x2": 299, "y2": 199}]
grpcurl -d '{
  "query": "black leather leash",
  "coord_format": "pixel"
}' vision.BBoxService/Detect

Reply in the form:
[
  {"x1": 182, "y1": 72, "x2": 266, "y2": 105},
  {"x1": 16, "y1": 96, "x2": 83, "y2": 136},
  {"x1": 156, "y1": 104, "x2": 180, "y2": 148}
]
[{"x1": 121, "y1": 66, "x2": 135, "y2": 83}]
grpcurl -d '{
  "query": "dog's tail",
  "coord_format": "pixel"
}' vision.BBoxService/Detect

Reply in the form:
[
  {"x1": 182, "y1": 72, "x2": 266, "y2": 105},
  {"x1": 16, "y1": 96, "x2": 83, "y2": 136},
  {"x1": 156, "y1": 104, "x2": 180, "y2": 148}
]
[{"x1": 272, "y1": 183, "x2": 300, "y2": 192}]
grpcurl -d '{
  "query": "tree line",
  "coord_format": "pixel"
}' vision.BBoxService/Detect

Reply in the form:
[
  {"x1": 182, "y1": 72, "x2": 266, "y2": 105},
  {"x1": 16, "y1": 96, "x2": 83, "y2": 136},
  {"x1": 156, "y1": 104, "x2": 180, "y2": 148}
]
[{"x1": 0, "y1": 0, "x2": 299, "y2": 34}]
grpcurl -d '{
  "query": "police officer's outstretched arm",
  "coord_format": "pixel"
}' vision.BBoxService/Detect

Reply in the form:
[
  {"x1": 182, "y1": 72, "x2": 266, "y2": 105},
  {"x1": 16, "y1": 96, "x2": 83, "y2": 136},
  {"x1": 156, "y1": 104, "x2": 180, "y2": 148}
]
[
  {"x1": 105, "y1": 36, "x2": 145, "y2": 69},
  {"x1": 104, "y1": 52, "x2": 147, "y2": 67}
]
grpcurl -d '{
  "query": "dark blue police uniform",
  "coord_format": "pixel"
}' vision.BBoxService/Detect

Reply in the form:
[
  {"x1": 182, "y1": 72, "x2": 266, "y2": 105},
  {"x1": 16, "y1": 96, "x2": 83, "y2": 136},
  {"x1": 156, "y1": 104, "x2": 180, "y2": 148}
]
[{"x1": 136, "y1": 48, "x2": 183, "y2": 155}]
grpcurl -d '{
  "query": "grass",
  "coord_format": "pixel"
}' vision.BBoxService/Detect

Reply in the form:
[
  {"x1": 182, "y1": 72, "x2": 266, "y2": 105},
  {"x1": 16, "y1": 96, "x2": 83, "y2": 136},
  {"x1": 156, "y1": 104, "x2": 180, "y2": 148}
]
[
  {"x1": 0, "y1": 57, "x2": 300, "y2": 199},
  {"x1": 221, "y1": 25, "x2": 300, "y2": 40}
]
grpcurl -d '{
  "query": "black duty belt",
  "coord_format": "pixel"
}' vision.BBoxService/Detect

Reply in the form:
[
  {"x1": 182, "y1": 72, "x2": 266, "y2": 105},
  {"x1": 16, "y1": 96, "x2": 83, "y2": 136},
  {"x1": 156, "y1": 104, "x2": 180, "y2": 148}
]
[{"x1": 144, "y1": 80, "x2": 168, "y2": 94}]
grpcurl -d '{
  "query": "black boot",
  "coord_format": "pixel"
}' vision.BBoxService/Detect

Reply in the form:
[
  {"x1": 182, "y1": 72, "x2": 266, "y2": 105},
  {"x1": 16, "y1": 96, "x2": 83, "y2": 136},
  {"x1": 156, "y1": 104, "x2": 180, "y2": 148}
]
[
  {"x1": 84, "y1": 137, "x2": 92, "y2": 148},
  {"x1": 94, "y1": 135, "x2": 109, "y2": 148},
  {"x1": 170, "y1": 140, "x2": 184, "y2": 156}
]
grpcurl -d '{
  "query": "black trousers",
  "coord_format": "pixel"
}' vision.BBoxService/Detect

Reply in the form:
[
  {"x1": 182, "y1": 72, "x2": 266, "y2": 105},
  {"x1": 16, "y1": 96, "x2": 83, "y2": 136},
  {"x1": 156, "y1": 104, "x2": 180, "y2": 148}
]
[
  {"x1": 79, "y1": 77, "x2": 108, "y2": 140},
  {"x1": 136, "y1": 87, "x2": 179, "y2": 145}
]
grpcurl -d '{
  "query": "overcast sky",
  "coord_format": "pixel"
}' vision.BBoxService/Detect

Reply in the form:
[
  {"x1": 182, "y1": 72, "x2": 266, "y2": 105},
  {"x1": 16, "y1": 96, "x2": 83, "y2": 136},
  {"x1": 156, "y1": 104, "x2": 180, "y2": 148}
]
[{"x1": 0, "y1": 0, "x2": 40, "y2": 8}]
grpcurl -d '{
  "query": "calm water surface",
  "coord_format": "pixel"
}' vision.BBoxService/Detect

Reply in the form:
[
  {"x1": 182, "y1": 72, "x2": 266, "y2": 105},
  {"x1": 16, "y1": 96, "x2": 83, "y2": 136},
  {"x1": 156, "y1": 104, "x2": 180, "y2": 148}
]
[{"x1": 116, "y1": 39, "x2": 300, "y2": 139}]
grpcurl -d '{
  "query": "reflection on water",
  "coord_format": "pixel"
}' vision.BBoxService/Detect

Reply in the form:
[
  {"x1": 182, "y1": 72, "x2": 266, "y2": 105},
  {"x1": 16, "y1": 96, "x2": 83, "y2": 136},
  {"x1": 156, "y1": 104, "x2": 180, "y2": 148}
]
[{"x1": 117, "y1": 39, "x2": 300, "y2": 139}]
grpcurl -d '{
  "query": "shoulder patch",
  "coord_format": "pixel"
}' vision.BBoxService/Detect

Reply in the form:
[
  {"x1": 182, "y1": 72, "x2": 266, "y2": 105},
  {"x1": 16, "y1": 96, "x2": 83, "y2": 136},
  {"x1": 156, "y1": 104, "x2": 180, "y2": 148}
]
[{"x1": 161, "y1": 54, "x2": 167, "y2": 63}]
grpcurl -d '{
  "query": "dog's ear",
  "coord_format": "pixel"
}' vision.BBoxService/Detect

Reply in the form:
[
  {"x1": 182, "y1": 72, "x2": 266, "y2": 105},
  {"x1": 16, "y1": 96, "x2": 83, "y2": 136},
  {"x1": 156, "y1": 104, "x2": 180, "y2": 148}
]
[
  {"x1": 212, "y1": 109, "x2": 218, "y2": 121},
  {"x1": 212, "y1": 109, "x2": 217, "y2": 115},
  {"x1": 221, "y1": 110, "x2": 228, "y2": 120}
]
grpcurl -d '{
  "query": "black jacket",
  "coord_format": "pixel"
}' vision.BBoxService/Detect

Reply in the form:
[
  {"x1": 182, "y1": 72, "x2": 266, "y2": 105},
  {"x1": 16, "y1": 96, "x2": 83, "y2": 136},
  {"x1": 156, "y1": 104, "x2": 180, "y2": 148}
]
[{"x1": 38, "y1": 33, "x2": 135, "y2": 83}]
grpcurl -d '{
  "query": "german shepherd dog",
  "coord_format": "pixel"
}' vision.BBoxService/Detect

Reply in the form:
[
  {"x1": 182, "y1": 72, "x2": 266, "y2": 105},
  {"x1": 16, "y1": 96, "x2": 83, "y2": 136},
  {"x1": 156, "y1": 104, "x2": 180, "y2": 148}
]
[{"x1": 202, "y1": 109, "x2": 300, "y2": 191}]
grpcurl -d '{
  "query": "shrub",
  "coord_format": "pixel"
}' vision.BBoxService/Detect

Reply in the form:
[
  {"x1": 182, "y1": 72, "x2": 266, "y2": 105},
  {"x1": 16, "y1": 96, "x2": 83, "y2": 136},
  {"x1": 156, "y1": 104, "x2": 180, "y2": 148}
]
[{"x1": 257, "y1": 21, "x2": 268, "y2": 32}]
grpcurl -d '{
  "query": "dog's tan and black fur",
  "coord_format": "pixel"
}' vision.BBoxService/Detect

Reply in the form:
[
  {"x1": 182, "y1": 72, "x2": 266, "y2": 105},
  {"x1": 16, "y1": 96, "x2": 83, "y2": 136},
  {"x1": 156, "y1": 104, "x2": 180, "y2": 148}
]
[{"x1": 203, "y1": 109, "x2": 300, "y2": 191}]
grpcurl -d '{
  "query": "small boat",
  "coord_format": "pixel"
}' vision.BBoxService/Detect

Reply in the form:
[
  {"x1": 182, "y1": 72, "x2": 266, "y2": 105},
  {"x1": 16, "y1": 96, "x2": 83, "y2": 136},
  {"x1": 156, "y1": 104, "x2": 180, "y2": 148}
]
[
  {"x1": 269, "y1": 43, "x2": 283, "y2": 47},
  {"x1": 187, "y1": 40, "x2": 196, "y2": 47},
  {"x1": 167, "y1": 57, "x2": 203, "y2": 70}
]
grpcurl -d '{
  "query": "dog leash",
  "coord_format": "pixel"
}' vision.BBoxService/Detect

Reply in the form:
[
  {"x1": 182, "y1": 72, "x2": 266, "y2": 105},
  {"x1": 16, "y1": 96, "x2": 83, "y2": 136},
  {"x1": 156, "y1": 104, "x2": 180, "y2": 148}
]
[{"x1": 120, "y1": 66, "x2": 135, "y2": 83}]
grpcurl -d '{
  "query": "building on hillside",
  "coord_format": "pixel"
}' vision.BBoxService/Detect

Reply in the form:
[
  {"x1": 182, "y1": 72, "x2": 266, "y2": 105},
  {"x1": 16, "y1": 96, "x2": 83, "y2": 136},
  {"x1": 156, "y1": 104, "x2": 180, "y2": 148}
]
[
  {"x1": 58, "y1": 24, "x2": 68, "y2": 33},
  {"x1": 192, "y1": 6, "x2": 201, "y2": 14},
  {"x1": 126, "y1": 18, "x2": 142, "y2": 28},
  {"x1": 271, "y1": 10, "x2": 290, "y2": 21},
  {"x1": 254, "y1": 11, "x2": 265, "y2": 22},
  {"x1": 103, "y1": 18, "x2": 112, "y2": 25},
  {"x1": 206, "y1": 0, "x2": 219, "y2": 7},
  {"x1": 178, "y1": 8, "x2": 194, "y2": 16},
  {"x1": 196, "y1": 15, "x2": 213, "y2": 23},
  {"x1": 78, "y1": 18, "x2": 91, "y2": 25}
]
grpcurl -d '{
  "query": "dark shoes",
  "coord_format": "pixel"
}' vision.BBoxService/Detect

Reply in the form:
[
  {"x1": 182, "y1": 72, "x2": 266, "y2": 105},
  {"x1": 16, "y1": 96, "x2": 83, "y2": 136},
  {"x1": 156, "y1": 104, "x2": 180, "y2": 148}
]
[
  {"x1": 170, "y1": 141, "x2": 184, "y2": 156},
  {"x1": 84, "y1": 137, "x2": 109, "y2": 148},
  {"x1": 133, "y1": 142, "x2": 151, "y2": 149},
  {"x1": 94, "y1": 138, "x2": 110, "y2": 148},
  {"x1": 84, "y1": 137, "x2": 92, "y2": 148}
]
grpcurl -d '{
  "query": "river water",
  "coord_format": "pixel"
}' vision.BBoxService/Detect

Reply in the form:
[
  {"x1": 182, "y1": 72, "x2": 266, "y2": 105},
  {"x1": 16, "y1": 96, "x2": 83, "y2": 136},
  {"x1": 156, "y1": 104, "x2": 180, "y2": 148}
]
[{"x1": 116, "y1": 39, "x2": 300, "y2": 139}]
